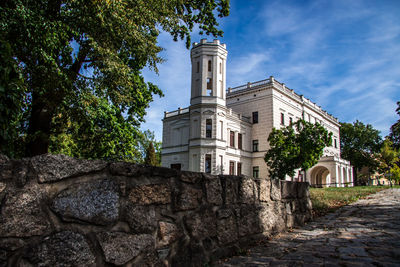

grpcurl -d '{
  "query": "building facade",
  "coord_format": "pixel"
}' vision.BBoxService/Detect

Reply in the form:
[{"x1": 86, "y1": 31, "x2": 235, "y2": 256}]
[{"x1": 161, "y1": 39, "x2": 353, "y2": 187}]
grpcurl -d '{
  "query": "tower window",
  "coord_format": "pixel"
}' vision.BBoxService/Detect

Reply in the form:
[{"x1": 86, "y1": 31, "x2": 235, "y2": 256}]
[
  {"x1": 229, "y1": 161, "x2": 235, "y2": 175},
  {"x1": 238, "y1": 133, "x2": 243, "y2": 150},
  {"x1": 196, "y1": 61, "x2": 199, "y2": 73},
  {"x1": 208, "y1": 60, "x2": 212, "y2": 72},
  {"x1": 334, "y1": 138, "x2": 337, "y2": 148},
  {"x1": 207, "y1": 78, "x2": 212, "y2": 95},
  {"x1": 253, "y1": 166, "x2": 259, "y2": 178},
  {"x1": 281, "y1": 113, "x2": 285, "y2": 125},
  {"x1": 253, "y1": 140, "x2": 259, "y2": 152},
  {"x1": 206, "y1": 119, "x2": 212, "y2": 138},
  {"x1": 230, "y1": 131, "x2": 235, "y2": 147},
  {"x1": 237, "y1": 162, "x2": 242, "y2": 175},
  {"x1": 252, "y1": 111, "x2": 258, "y2": 123},
  {"x1": 205, "y1": 154, "x2": 211, "y2": 173},
  {"x1": 219, "y1": 62, "x2": 222, "y2": 74}
]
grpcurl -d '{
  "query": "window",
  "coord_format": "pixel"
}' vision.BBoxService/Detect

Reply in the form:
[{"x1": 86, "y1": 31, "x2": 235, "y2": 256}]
[
  {"x1": 196, "y1": 61, "x2": 200, "y2": 73},
  {"x1": 207, "y1": 78, "x2": 212, "y2": 95},
  {"x1": 237, "y1": 162, "x2": 242, "y2": 175},
  {"x1": 170, "y1": 164, "x2": 181, "y2": 170},
  {"x1": 252, "y1": 140, "x2": 259, "y2": 152},
  {"x1": 289, "y1": 117, "x2": 293, "y2": 125},
  {"x1": 252, "y1": 111, "x2": 258, "y2": 124},
  {"x1": 334, "y1": 138, "x2": 337, "y2": 148},
  {"x1": 280, "y1": 113, "x2": 285, "y2": 125},
  {"x1": 206, "y1": 119, "x2": 212, "y2": 138},
  {"x1": 229, "y1": 161, "x2": 235, "y2": 175},
  {"x1": 219, "y1": 62, "x2": 222, "y2": 74},
  {"x1": 220, "y1": 80, "x2": 223, "y2": 97},
  {"x1": 238, "y1": 133, "x2": 243, "y2": 149},
  {"x1": 220, "y1": 121, "x2": 223, "y2": 139},
  {"x1": 253, "y1": 166, "x2": 259, "y2": 178},
  {"x1": 208, "y1": 60, "x2": 212, "y2": 72},
  {"x1": 230, "y1": 131, "x2": 235, "y2": 147},
  {"x1": 219, "y1": 155, "x2": 224, "y2": 174},
  {"x1": 205, "y1": 154, "x2": 211, "y2": 173}
]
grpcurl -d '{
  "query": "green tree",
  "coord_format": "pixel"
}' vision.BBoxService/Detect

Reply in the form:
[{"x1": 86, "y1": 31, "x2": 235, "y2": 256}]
[
  {"x1": 138, "y1": 130, "x2": 161, "y2": 165},
  {"x1": 389, "y1": 101, "x2": 400, "y2": 150},
  {"x1": 264, "y1": 120, "x2": 332, "y2": 180},
  {"x1": 0, "y1": 0, "x2": 229, "y2": 158},
  {"x1": 144, "y1": 142, "x2": 158, "y2": 166},
  {"x1": 378, "y1": 139, "x2": 400, "y2": 187},
  {"x1": 340, "y1": 120, "x2": 382, "y2": 185},
  {"x1": 0, "y1": 39, "x2": 27, "y2": 158}
]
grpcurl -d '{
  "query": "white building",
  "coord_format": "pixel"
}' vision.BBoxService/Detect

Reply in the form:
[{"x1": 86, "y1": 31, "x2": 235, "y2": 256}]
[{"x1": 161, "y1": 39, "x2": 353, "y2": 187}]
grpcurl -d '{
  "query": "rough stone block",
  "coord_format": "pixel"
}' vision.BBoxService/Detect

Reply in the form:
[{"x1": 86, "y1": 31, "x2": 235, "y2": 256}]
[
  {"x1": 217, "y1": 209, "x2": 238, "y2": 244},
  {"x1": 173, "y1": 183, "x2": 203, "y2": 211},
  {"x1": 109, "y1": 161, "x2": 140, "y2": 176},
  {"x1": 238, "y1": 205, "x2": 262, "y2": 237},
  {"x1": 52, "y1": 179, "x2": 119, "y2": 225},
  {"x1": 126, "y1": 204, "x2": 157, "y2": 233},
  {"x1": 0, "y1": 159, "x2": 29, "y2": 187},
  {"x1": 185, "y1": 209, "x2": 217, "y2": 239},
  {"x1": 297, "y1": 182, "x2": 310, "y2": 199},
  {"x1": 180, "y1": 171, "x2": 203, "y2": 183},
  {"x1": 97, "y1": 232, "x2": 153, "y2": 265},
  {"x1": 258, "y1": 179, "x2": 270, "y2": 202},
  {"x1": 129, "y1": 183, "x2": 171, "y2": 205},
  {"x1": 239, "y1": 177, "x2": 255, "y2": 204},
  {"x1": 157, "y1": 221, "x2": 181, "y2": 247},
  {"x1": 25, "y1": 231, "x2": 95, "y2": 266},
  {"x1": 220, "y1": 175, "x2": 239, "y2": 205},
  {"x1": 286, "y1": 214, "x2": 295, "y2": 228},
  {"x1": 204, "y1": 174, "x2": 222, "y2": 205},
  {"x1": 270, "y1": 179, "x2": 281, "y2": 201},
  {"x1": 0, "y1": 184, "x2": 50, "y2": 237},
  {"x1": 258, "y1": 204, "x2": 275, "y2": 232},
  {"x1": 31, "y1": 154, "x2": 107, "y2": 183},
  {"x1": 281, "y1": 181, "x2": 297, "y2": 199}
]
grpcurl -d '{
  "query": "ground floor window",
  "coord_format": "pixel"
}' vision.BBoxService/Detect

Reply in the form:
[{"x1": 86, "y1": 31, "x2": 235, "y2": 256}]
[
  {"x1": 171, "y1": 163, "x2": 181, "y2": 170},
  {"x1": 229, "y1": 161, "x2": 235, "y2": 175},
  {"x1": 205, "y1": 154, "x2": 212, "y2": 173},
  {"x1": 253, "y1": 166, "x2": 259, "y2": 178},
  {"x1": 237, "y1": 162, "x2": 242, "y2": 175}
]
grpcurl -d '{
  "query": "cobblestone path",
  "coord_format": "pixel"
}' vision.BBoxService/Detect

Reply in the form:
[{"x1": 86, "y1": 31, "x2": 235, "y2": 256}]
[{"x1": 216, "y1": 188, "x2": 400, "y2": 267}]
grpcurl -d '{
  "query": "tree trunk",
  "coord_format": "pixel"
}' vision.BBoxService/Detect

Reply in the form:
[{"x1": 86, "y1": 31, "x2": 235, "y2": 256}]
[
  {"x1": 25, "y1": 91, "x2": 54, "y2": 156},
  {"x1": 353, "y1": 167, "x2": 358, "y2": 186}
]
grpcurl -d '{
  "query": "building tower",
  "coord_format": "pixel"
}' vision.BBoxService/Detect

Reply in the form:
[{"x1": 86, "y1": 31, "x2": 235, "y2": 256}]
[{"x1": 188, "y1": 39, "x2": 228, "y2": 174}]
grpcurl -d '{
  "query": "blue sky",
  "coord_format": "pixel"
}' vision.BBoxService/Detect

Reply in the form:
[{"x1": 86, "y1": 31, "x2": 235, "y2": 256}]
[{"x1": 142, "y1": 0, "x2": 400, "y2": 141}]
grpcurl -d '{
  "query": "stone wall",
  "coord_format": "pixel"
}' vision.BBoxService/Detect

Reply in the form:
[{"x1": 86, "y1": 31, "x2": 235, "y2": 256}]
[{"x1": 0, "y1": 154, "x2": 312, "y2": 266}]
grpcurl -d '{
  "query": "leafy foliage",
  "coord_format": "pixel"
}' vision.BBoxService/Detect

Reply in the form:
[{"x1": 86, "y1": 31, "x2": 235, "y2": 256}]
[
  {"x1": 340, "y1": 120, "x2": 382, "y2": 184},
  {"x1": 264, "y1": 119, "x2": 332, "y2": 180},
  {"x1": 389, "y1": 101, "x2": 400, "y2": 149},
  {"x1": 0, "y1": 39, "x2": 28, "y2": 158},
  {"x1": 0, "y1": 0, "x2": 229, "y2": 158},
  {"x1": 377, "y1": 139, "x2": 400, "y2": 186},
  {"x1": 144, "y1": 142, "x2": 158, "y2": 166}
]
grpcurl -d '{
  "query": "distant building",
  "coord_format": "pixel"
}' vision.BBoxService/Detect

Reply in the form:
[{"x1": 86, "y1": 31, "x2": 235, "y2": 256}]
[{"x1": 161, "y1": 39, "x2": 353, "y2": 187}]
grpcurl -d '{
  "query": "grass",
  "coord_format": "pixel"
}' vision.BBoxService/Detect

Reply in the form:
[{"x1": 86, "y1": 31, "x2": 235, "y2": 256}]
[{"x1": 309, "y1": 186, "x2": 397, "y2": 217}]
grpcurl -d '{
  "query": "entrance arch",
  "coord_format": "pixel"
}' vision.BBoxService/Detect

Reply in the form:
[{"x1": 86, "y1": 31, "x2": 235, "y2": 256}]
[{"x1": 310, "y1": 166, "x2": 330, "y2": 188}]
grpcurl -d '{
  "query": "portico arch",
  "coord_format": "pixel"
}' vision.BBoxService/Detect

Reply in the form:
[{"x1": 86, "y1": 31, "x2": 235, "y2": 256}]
[{"x1": 310, "y1": 166, "x2": 330, "y2": 188}]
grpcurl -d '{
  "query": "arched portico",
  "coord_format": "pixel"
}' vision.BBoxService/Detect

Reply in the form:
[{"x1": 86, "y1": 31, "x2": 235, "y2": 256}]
[
  {"x1": 306, "y1": 156, "x2": 353, "y2": 187},
  {"x1": 309, "y1": 166, "x2": 330, "y2": 187}
]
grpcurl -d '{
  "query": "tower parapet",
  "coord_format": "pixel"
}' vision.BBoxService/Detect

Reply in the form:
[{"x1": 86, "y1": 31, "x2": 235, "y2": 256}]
[{"x1": 190, "y1": 39, "x2": 227, "y2": 106}]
